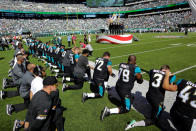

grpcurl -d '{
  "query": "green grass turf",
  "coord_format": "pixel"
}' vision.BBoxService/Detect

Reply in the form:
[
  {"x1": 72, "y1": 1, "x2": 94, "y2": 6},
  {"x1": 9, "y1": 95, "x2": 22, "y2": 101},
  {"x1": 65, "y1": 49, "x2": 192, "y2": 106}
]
[{"x1": 0, "y1": 32, "x2": 196, "y2": 131}]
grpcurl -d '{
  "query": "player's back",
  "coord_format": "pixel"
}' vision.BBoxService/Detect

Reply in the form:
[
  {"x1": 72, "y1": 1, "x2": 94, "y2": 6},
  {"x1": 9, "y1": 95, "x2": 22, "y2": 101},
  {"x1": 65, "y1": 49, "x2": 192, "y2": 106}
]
[
  {"x1": 93, "y1": 57, "x2": 110, "y2": 81},
  {"x1": 173, "y1": 79, "x2": 196, "y2": 118},
  {"x1": 116, "y1": 63, "x2": 135, "y2": 92},
  {"x1": 147, "y1": 69, "x2": 166, "y2": 103}
]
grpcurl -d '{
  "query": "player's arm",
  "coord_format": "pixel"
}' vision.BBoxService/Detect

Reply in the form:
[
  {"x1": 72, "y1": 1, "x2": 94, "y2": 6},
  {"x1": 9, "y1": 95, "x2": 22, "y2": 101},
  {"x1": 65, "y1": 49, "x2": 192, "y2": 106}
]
[
  {"x1": 108, "y1": 65, "x2": 112, "y2": 75},
  {"x1": 107, "y1": 61, "x2": 115, "y2": 77},
  {"x1": 30, "y1": 91, "x2": 33, "y2": 100},
  {"x1": 74, "y1": 54, "x2": 79, "y2": 63},
  {"x1": 135, "y1": 67, "x2": 143, "y2": 84},
  {"x1": 163, "y1": 70, "x2": 177, "y2": 91}
]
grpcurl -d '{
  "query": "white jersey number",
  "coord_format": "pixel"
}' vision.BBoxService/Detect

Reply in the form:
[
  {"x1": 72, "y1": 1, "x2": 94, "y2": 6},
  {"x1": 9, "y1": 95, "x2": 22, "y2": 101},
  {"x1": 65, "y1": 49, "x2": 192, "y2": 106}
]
[
  {"x1": 95, "y1": 60, "x2": 104, "y2": 71},
  {"x1": 152, "y1": 73, "x2": 163, "y2": 88},
  {"x1": 119, "y1": 68, "x2": 130, "y2": 82},
  {"x1": 179, "y1": 86, "x2": 196, "y2": 108}
]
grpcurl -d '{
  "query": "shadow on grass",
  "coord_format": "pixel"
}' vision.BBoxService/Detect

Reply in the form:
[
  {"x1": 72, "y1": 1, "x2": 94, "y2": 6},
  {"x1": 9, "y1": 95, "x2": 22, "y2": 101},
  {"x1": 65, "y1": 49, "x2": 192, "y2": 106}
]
[
  {"x1": 107, "y1": 87, "x2": 176, "y2": 131},
  {"x1": 132, "y1": 91, "x2": 176, "y2": 131},
  {"x1": 0, "y1": 57, "x2": 5, "y2": 60}
]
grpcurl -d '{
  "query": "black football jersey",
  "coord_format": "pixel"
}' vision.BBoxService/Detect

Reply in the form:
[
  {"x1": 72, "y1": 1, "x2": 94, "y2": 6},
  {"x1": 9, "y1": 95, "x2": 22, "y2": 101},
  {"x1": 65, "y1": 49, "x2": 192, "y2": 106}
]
[
  {"x1": 93, "y1": 58, "x2": 111, "y2": 80},
  {"x1": 69, "y1": 52, "x2": 76, "y2": 66},
  {"x1": 147, "y1": 69, "x2": 176, "y2": 103},
  {"x1": 116, "y1": 63, "x2": 136, "y2": 91},
  {"x1": 173, "y1": 79, "x2": 196, "y2": 118}
]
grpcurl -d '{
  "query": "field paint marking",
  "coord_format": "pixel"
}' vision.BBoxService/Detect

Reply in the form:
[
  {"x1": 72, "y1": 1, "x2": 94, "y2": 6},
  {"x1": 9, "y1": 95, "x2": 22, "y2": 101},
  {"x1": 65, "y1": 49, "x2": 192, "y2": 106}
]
[
  {"x1": 187, "y1": 44, "x2": 196, "y2": 47},
  {"x1": 171, "y1": 43, "x2": 182, "y2": 46},
  {"x1": 93, "y1": 38, "x2": 180, "y2": 51},
  {"x1": 111, "y1": 43, "x2": 183, "y2": 67},
  {"x1": 173, "y1": 65, "x2": 196, "y2": 75}
]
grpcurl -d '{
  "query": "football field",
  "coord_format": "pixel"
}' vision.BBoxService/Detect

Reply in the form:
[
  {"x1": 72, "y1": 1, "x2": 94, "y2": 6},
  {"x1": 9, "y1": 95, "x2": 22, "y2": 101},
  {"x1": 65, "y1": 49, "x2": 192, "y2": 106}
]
[{"x1": 0, "y1": 32, "x2": 196, "y2": 131}]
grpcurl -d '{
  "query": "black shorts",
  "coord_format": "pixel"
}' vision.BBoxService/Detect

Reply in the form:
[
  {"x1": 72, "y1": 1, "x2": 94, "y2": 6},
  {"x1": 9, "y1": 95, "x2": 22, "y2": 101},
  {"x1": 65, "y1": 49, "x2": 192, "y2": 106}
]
[
  {"x1": 146, "y1": 94, "x2": 164, "y2": 120},
  {"x1": 109, "y1": 85, "x2": 133, "y2": 113},
  {"x1": 170, "y1": 106, "x2": 196, "y2": 131},
  {"x1": 90, "y1": 78, "x2": 105, "y2": 97}
]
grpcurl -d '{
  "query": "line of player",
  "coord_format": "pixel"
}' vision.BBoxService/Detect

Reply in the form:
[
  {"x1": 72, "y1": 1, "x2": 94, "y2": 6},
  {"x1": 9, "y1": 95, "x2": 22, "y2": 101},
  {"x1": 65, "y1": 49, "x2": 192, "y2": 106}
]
[{"x1": 28, "y1": 38, "x2": 195, "y2": 131}]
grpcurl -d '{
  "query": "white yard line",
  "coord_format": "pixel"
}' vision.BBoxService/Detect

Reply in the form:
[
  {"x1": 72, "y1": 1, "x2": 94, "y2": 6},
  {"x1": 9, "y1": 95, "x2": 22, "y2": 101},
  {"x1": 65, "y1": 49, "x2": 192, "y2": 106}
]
[
  {"x1": 173, "y1": 65, "x2": 196, "y2": 75},
  {"x1": 110, "y1": 43, "x2": 183, "y2": 62}
]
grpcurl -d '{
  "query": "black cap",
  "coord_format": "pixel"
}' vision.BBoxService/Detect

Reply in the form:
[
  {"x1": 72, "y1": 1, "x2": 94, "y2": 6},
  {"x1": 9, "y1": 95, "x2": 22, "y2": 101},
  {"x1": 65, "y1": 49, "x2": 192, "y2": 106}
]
[{"x1": 43, "y1": 76, "x2": 58, "y2": 86}]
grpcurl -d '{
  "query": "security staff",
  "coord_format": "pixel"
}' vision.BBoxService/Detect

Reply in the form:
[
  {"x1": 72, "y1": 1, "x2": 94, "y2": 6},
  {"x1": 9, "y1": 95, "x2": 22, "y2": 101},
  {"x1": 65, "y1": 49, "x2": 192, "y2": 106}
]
[{"x1": 25, "y1": 76, "x2": 58, "y2": 131}]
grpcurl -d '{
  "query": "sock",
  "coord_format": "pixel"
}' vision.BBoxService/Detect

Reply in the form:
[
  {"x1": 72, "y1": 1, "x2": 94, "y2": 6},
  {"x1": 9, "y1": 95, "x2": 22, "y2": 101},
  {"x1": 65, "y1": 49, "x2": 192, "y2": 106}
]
[
  {"x1": 66, "y1": 77, "x2": 71, "y2": 81},
  {"x1": 134, "y1": 120, "x2": 146, "y2": 127},
  {"x1": 109, "y1": 108, "x2": 119, "y2": 114},
  {"x1": 87, "y1": 93, "x2": 95, "y2": 98},
  {"x1": 104, "y1": 82, "x2": 108, "y2": 87}
]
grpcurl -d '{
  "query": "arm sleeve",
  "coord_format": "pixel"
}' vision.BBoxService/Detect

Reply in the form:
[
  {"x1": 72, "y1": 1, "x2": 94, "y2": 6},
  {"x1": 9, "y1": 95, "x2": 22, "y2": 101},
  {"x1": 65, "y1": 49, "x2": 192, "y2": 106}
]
[
  {"x1": 176, "y1": 79, "x2": 183, "y2": 86},
  {"x1": 134, "y1": 67, "x2": 142, "y2": 75},
  {"x1": 107, "y1": 61, "x2": 112, "y2": 67},
  {"x1": 74, "y1": 54, "x2": 80, "y2": 60},
  {"x1": 29, "y1": 103, "x2": 51, "y2": 131},
  {"x1": 169, "y1": 75, "x2": 176, "y2": 84}
]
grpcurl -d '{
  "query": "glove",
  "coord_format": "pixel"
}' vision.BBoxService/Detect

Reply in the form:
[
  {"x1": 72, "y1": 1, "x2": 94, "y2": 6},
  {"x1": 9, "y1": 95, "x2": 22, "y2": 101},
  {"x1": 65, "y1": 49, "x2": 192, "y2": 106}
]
[{"x1": 111, "y1": 73, "x2": 116, "y2": 78}]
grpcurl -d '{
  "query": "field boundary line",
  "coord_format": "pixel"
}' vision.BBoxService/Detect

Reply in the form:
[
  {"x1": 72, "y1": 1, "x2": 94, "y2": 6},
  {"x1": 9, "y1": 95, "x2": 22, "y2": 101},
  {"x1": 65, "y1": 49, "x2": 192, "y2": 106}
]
[{"x1": 173, "y1": 65, "x2": 196, "y2": 75}]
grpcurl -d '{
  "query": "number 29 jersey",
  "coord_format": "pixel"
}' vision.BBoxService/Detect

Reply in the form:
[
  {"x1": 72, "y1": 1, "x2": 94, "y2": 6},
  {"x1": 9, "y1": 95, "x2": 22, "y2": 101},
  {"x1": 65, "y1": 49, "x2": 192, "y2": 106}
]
[
  {"x1": 116, "y1": 63, "x2": 141, "y2": 92},
  {"x1": 147, "y1": 69, "x2": 176, "y2": 104},
  {"x1": 173, "y1": 79, "x2": 196, "y2": 118}
]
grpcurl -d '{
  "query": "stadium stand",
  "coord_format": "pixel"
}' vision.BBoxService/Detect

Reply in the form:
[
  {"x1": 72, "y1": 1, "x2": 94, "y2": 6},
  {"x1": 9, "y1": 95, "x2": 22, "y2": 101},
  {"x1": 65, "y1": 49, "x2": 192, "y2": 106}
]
[
  {"x1": 0, "y1": 0, "x2": 188, "y2": 13},
  {"x1": 0, "y1": 11, "x2": 195, "y2": 34}
]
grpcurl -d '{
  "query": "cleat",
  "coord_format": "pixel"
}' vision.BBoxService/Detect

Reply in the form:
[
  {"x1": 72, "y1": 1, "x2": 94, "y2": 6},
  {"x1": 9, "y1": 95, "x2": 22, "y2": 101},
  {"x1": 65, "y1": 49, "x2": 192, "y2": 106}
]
[
  {"x1": 125, "y1": 120, "x2": 136, "y2": 130},
  {"x1": 13, "y1": 120, "x2": 23, "y2": 131},
  {"x1": 0, "y1": 91, "x2": 6, "y2": 99},
  {"x1": 49, "y1": 66, "x2": 53, "y2": 71},
  {"x1": 9, "y1": 59, "x2": 14, "y2": 64},
  {"x1": 88, "y1": 79, "x2": 92, "y2": 84},
  {"x1": 6, "y1": 104, "x2": 14, "y2": 115},
  {"x1": 62, "y1": 83, "x2": 68, "y2": 92},
  {"x1": 52, "y1": 65, "x2": 57, "y2": 69},
  {"x1": 82, "y1": 93, "x2": 88, "y2": 103},
  {"x1": 55, "y1": 73, "x2": 59, "y2": 78},
  {"x1": 8, "y1": 69, "x2": 12, "y2": 74},
  {"x1": 2, "y1": 78, "x2": 7, "y2": 90},
  {"x1": 100, "y1": 107, "x2": 110, "y2": 121},
  {"x1": 8, "y1": 74, "x2": 12, "y2": 77},
  {"x1": 52, "y1": 69, "x2": 59, "y2": 73},
  {"x1": 62, "y1": 76, "x2": 65, "y2": 83}
]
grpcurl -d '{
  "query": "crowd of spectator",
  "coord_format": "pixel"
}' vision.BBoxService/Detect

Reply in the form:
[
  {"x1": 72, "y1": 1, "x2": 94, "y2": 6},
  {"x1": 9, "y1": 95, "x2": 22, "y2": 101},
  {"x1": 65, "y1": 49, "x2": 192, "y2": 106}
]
[
  {"x1": 0, "y1": 0, "x2": 187, "y2": 13},
  {"x1": 124, "y1": 11, "x2": 196, "y2": 29},
  {"x1": 1, "y1": 11, "x2": 195, "y2": 34}
]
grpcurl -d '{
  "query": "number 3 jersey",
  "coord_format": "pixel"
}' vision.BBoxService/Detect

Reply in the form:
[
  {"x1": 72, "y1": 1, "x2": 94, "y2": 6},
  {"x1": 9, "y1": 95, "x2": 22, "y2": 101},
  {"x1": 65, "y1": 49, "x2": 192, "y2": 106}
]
[
  {"x1": 147, "y1": 69, "x2": 176, "y2": 104},
  {"x1": 93, "y1": 57, "x2": 112, "y2": 81},
  {"x1": 116, "y1": 63, "x2": 141, "y2": 92},
  {"x1": 173, "y1": 79, "x2": 196, "y2": 118}
]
